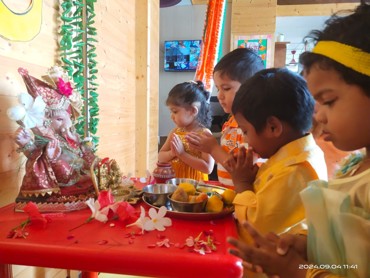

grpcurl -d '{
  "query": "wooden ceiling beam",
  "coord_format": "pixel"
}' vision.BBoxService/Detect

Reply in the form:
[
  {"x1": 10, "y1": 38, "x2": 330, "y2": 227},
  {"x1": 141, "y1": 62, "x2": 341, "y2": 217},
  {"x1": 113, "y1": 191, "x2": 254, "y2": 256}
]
[
  {"x1": 277, "y1": 3, "x2": 358, "y2": 16},
  {"x1": 278, "y1": 0, "x2": 358, "y2": 4}
]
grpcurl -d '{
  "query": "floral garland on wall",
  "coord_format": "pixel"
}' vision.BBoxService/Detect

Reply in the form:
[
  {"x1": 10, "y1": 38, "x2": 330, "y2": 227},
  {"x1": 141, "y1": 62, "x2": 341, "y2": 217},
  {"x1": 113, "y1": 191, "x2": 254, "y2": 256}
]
[
  {"x1": 195, "y1": 0, "x2": 227, "y2": 92},
  {"x1": 59, "y1": 0, "x2": 99, "y2": 148}
]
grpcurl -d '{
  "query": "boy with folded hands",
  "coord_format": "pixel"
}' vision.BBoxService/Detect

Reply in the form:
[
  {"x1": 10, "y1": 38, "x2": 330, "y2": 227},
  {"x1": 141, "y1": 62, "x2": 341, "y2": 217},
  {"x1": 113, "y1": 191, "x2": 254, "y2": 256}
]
[{"x1": 223, "y1": 68, "x2": 327, "y2": 277}]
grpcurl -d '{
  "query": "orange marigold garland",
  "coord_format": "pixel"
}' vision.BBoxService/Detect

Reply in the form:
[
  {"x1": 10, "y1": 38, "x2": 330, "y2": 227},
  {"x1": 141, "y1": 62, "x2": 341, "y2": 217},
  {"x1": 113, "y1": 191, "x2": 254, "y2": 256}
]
[{"x1": 195, "y1": 0, "x2": 227, "y2": 92}]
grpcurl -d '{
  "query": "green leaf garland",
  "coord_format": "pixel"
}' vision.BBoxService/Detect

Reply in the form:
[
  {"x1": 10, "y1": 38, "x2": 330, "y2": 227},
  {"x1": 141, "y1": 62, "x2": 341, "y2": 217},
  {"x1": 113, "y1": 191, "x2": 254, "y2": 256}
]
[{"x1": 59, "y1": 0, "x2": 99, "y2": 149}]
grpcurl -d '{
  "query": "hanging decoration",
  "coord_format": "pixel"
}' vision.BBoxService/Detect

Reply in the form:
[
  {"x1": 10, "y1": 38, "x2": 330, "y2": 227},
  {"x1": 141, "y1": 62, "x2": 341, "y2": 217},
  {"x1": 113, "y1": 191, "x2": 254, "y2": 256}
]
[
  {"x1": 59, "y1": 0, "x2": 99, "y2": 148},
  {"x1": 0, "y1": 0, "x2": 42, "y2": 41},
  {"x1": 194, "y1": 0, "x2": 227, "y2": 92}
]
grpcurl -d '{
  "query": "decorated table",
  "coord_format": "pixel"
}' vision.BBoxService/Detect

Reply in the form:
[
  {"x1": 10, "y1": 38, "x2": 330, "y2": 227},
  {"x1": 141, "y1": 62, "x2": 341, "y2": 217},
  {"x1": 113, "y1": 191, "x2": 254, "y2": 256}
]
[{"x1": 0, "y1": 180, "x2": 243, "y2": 278}]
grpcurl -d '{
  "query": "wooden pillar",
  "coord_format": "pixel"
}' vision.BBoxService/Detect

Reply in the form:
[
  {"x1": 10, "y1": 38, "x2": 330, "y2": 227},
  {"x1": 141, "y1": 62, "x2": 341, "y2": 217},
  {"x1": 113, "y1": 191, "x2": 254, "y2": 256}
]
[{"x1": 135, "y1": 0, "x2": 159, "y2": 177}]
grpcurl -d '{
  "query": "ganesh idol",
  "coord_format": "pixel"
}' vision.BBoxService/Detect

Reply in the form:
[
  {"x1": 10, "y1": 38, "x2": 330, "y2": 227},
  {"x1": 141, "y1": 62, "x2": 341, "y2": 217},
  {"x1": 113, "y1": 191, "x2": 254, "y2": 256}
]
[{"x1": 8, "y1": 66, "x2": 98, "y2": 212}]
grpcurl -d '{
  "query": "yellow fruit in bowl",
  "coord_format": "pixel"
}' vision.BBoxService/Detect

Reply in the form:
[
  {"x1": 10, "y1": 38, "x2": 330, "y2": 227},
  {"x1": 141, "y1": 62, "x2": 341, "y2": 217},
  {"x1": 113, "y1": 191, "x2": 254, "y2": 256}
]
[
  {"x1": 195, "y1": 192, "x2": 208, "y2": 203},
  {"x1": 172, "y1": 187, "x2": 188, "y2": 202},
  {"x1": 206, "y1": 195, "x2": 224, "y2": 213},
  {"x1": 221, "y1": 189, "x2": 236, "y2": 205},
  {"x1": 178, "y1": 182, "x2": 196, "y2": 195},
  {"x1": 188, "y1": 192, "x2": 208, "y2": 203}
]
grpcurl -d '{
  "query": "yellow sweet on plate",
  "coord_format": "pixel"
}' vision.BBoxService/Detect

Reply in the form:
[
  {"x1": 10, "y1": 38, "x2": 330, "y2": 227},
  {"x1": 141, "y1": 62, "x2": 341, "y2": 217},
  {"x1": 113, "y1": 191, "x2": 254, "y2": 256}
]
[
  {"x1": 206, "y1": 195, "x2": 224, "y2": 213},
  {"x1": 221, "y1": 189, "x2": 236, "y2": 205},
  {"x1": 178, "y1": 182, "x2": 196, "y2": 195}
]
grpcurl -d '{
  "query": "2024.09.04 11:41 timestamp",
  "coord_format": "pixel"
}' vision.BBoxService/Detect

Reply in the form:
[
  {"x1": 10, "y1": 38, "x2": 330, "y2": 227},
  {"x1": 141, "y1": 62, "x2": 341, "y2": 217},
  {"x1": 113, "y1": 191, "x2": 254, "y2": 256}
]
[{"x1": 299, "y1": 264, "x2": 358, "y2": 270}]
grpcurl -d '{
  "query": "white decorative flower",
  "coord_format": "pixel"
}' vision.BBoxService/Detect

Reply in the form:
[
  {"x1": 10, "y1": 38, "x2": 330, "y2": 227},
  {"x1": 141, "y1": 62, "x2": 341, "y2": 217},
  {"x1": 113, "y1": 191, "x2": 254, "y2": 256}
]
[
  {"x1": 85, "y1": 198, "x2": 111, "y2": 223},
  {"x1": 126, "y1": 206, "x2": 150, "y2": 232},
  {"x1": 143, "y1": 206, "x2": 172, "y2": 231},
  {"x1": 7, "y1": 93, "x2": 46, "y2": 129},
  {"x1": 126, "y1": 206, "x2": 171, "y2": 232}
]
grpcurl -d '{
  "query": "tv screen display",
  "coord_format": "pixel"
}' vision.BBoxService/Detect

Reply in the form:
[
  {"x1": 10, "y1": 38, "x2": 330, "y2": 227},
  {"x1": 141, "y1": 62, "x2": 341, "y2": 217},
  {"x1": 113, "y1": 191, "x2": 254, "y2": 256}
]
[{"x1": 164, "y1": 40, "x2": 202, "y2": 72}]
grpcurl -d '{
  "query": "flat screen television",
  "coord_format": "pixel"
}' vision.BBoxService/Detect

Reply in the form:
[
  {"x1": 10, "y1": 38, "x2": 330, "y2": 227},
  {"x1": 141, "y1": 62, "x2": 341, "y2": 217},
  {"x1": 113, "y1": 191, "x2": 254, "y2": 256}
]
[{"x1": 164, "y1": 40, "x2": 202, "y2": 72}]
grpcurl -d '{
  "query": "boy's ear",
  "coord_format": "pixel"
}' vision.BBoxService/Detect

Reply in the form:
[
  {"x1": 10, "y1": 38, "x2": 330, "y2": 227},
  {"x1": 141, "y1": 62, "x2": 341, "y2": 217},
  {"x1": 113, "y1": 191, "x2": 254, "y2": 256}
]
[{"x1": 265, "y1": 116, "x2": 283, "y2": 137}]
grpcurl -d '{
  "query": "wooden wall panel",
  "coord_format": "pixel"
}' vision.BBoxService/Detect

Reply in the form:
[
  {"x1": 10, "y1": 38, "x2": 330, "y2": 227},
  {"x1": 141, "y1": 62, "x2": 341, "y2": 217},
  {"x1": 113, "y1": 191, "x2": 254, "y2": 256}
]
[
  {"x1": 278, "y1": 0, "x2": 358, "y2": 4},
  {"x1": 84, "y1": 0, "x2": 159, "y2": 177},
  {"x1": 148, "y1": 1, "x2": 160, "y2": 172},
  {"x1": 93, "y1": 0, "x2": 137, "y2": 174},
  {"x1": 231, "y1": 0, "x2": 277, "y2": 35},
  {"x1": 277, "y1": 3, "x2": 358, "y2": 16},
  {"x1": 0, "y1": 0, "x2": 159, "y2": 276},
  {"x1": 0, "y1": 0, "x2": 59, "y2": 213},
  {"x1": 135, "y1": 0, "x2": 160, "y2": 177}
]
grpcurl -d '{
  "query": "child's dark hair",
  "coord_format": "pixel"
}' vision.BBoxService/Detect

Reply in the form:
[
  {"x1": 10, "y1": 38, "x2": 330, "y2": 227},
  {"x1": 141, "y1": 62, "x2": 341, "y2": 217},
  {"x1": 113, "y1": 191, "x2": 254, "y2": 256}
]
[
  {"x1": 232, "y1": 68, "x2": 314, "y2": 134},
  {"x1": 166, "y1": 81, "x2": 212, "y2": 128},
  {"x1": 214, "y1": 48, "x2": 265, "y2": 83},
  {"x1": 299, "y1": 1, "x2": 370, "y2": 96}
]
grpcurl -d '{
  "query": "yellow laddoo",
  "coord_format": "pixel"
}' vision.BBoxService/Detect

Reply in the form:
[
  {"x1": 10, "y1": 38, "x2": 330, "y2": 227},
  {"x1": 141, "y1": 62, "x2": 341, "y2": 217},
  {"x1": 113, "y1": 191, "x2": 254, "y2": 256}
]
[
  {"x1": 221, "y1": 189, "x2": 236, "y2": 205},
  {"x1": 178, "y1": 182, "x2": 196, "y2": 195},
  {"x1": 206, "y1": 195, "x2": 224, "y2": 213}
]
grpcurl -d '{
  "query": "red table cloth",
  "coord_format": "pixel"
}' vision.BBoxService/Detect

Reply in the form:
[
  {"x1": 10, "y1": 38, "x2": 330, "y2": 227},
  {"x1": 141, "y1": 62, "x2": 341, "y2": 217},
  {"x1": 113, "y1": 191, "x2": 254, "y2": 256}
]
[{"x1": 0, "y1": 182, "x2": 243, "y2": 278}]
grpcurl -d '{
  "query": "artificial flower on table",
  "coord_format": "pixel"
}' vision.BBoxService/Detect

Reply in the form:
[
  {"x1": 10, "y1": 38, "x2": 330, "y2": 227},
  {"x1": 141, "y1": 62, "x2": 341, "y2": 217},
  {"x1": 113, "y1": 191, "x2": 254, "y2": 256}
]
[
  {"x1": 185, "y1": 230, "x2": 219, "y2": 255},
  {"x1": 70, "y1": 189, "x2": 139, "y2": 231},
  {"x1": 126, "y1": 206, "x2": 172, "y2": 233},
  {"x1": 7, "y1": 202, "x2": 53, "y2": 239},
  {"x1": 144, "y1": 230, "x2": 220, "y2": 255},
  {"x1": 70, "y1": 189, "x2": 173, "y2": 233}
]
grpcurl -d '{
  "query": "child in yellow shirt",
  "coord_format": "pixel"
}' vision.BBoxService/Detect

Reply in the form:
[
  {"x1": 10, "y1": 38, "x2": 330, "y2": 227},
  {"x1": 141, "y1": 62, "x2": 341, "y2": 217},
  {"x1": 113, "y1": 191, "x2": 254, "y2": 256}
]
[
  {"x1": 224, "y1": 68, "x2": 327, "y2": 242},
  {"x1": 227, "y1": 2, "x2": 369, "y2": 278}
]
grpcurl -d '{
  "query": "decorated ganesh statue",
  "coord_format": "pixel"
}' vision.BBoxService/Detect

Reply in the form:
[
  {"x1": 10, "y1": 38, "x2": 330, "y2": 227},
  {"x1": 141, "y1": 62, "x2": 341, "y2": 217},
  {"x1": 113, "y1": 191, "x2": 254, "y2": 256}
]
[
  {"x1": 7, "y1": 66, "x2": 99, "y2": 212},
  {"x1": 8, "y1": 66, "x2": 142, "y2": 212}
]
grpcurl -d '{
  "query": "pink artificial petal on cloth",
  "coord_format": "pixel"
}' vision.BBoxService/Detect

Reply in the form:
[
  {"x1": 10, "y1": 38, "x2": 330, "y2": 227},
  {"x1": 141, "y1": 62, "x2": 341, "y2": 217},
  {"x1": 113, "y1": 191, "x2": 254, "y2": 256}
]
[
  {"x1": 98, "y1": 190, "x2": 115, "y2": 209},
  {"x1": 116, "y1": 202, "x2": 138, "y2": 224}
]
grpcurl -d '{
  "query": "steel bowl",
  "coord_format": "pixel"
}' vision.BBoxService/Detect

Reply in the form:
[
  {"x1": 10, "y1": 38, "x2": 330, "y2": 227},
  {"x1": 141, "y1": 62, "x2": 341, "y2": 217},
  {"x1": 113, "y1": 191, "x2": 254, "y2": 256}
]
[
  {"x1": 142, "y1": 183, "x2": 177, "y2": 207},
  {"x1": 168, "y1": 194, "x2": 207, "y2": 213},
  {"x1": 165, "y1": 178, "x2": 199, "y2": 188}
]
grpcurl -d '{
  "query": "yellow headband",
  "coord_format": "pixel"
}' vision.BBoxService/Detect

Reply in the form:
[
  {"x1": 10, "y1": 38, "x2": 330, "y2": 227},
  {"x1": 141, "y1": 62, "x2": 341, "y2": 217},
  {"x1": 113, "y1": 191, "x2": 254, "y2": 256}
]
[{"x1": 312, "y1": 41, "x2": 370, "y2": 77}]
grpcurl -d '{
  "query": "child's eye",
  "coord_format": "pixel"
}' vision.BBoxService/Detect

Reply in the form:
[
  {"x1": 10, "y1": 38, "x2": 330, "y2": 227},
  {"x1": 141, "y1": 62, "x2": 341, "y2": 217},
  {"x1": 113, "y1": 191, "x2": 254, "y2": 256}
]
[{"x1": 322, "y1": 99, "x2": 336, "y2": 106}]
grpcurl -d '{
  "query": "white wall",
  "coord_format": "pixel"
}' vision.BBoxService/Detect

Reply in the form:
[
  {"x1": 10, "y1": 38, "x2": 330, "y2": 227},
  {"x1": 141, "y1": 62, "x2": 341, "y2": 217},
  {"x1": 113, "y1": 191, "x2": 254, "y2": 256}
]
[{"x1": 159, "y1": 4, "x2": 231, "y2": 136}]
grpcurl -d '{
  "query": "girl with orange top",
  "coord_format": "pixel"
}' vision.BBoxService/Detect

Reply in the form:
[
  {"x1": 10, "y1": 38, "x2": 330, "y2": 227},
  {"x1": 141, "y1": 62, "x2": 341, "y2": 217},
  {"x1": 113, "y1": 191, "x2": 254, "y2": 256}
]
[{"x1": 158, "y1": 81, "x2": 214, "y2": 181}]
